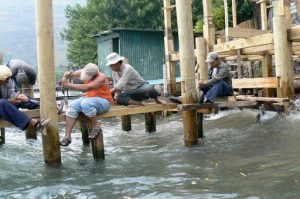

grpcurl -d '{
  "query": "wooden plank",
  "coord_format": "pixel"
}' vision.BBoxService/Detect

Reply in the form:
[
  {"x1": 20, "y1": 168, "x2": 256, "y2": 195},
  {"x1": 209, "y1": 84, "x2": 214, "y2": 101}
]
[
  {"x1": 235, "y1": 95, "x2": 289, "y2": 103},
  {"x1": 232, "y1": 77, "x2": 280, "y2": 89},
  {"x1": 213, "y1": 32, "x2": 274, "y2": 53},
  {"x1": 288, "y1": 26, "x2": 300, "y2": 41},
  {"x1": 226, "y1": 27, "x2": 270, "y2": 38},
  {"x1": 217, "y1": 100, "x2": 257, "y2": 108},
  {"x1": 177, "y1": 103, "x2": 216, "y2": 111}
]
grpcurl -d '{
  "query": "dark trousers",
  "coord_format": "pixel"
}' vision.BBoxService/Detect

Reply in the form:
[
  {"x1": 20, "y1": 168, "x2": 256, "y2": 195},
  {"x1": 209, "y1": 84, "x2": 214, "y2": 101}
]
[
  {"x1": 116, "y1": 83, "x2": 160, "y2": 105},
  {"x1": 0, "y1": 99, "x2": 31, "y2": 130},
  {"x1": 201, "y1": 80, "x2": 232, "y2": 102}
]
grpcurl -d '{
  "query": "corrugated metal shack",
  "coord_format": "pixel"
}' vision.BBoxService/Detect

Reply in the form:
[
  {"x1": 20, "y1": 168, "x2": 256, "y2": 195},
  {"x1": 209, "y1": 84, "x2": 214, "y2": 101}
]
[{"x1": 94, "y1": 28, "x2": 180, "y2": 84}]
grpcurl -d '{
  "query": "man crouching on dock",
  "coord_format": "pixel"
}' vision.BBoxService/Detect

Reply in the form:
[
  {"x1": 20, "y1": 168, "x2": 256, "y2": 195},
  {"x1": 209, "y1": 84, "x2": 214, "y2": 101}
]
[
  {"x1": 106, "y1": 52, "x2": 167, "y2": 106},
  {"x1": 59, "y1": 63, "x2": 113, "y2": 146}
]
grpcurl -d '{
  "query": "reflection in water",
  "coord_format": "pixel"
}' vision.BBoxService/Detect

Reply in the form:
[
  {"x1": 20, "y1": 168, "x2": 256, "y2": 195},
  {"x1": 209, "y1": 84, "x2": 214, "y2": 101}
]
[{"x1": 1, "y1": 109, "x2": 300, "y2": 198}]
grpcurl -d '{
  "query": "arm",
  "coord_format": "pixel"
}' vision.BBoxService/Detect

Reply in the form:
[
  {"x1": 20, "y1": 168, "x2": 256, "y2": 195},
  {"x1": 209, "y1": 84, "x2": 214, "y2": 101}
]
[
  {"x1": 113, "y1": 66, "x2": 136, "y2": 90},
  {"x1": 204, "y1": 63, "x2": 230, "y2": 87},
  {"x1": 60, "y1": 73, "x2": 106, "y2": 92}
]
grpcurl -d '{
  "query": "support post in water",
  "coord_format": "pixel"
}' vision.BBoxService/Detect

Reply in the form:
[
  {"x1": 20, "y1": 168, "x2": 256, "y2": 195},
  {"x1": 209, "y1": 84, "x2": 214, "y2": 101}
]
[
  {"x1": 35, "y1": 0, "x2": 61, "y2": 165},
  {"x1": 145, "y1": 112, "x2": 156, "y2": 133},
  {"x1": 78, "y1": 114, "x2": 91, "y2": 145},
  {"x1": 176, "y1": 0, "x2": 198, "y2": 146},
  {"x1": 0, "y1": 128, "x2": 5, "y2": 144},
  {"x1": 121, "y1": 115, "x2": 132, "y2": 131}
]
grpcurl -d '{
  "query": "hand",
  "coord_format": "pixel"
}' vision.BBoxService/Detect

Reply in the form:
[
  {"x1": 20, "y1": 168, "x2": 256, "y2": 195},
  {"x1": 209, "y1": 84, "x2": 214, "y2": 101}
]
[
  {"x1": 198, "y1": 80, "x2": 206, "y2": 85},
  {"x1": 8, "y1": 98, "x2": 22, "y2": 105},
  {"x1": 17, "y1": 94, "x2": 29, "y2": 102},
  {"x1": 59, "y1": 80, "x2": 70, "y2": 88},
  {"x1": 62, "y1": 71, "x2": 73, "y2": 80}
]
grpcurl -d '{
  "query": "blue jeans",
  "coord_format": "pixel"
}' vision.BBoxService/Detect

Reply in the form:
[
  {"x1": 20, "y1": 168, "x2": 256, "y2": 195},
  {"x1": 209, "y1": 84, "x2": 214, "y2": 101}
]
[
  {"x1": 0, "y1": 99, "x2": 31, "y2": 130},
  {"x1": 201, "y1": 80, "x2": 233, "y2": 102},
  {"x1": 116, "y1": 83, "x2": 160, "y2": 106},
  {"x1": 66, "y1": 97, "x2": 111, "y2": 119}
]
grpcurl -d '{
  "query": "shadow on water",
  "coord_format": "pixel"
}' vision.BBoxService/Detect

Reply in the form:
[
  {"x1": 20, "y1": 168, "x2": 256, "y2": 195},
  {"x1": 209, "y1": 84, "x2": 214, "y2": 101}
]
[{"x1": 1, "y1": 109, "x2": 300, "y2": 198}]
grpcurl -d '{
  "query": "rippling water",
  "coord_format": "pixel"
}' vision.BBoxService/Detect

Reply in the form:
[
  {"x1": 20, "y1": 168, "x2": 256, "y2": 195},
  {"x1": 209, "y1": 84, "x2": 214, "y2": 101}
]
[{"x1": 1, "y1": 109, "x2": 300, "y2": 198}]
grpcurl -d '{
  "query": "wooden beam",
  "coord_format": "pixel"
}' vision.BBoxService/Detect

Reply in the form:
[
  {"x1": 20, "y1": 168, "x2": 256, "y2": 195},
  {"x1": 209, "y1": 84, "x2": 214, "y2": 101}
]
[
  {"x1": 226, "y1": 27, "x2": 270, "y2": 38},
  {"x1": 235, "y1": 95, "x2": 289, "y2": 103},
  {"x1": 232, "y1": 77, "x2": 281, "y2": 89},
  {"x1": 213, "y1": 32, "x2": 274, "y2": 53}
]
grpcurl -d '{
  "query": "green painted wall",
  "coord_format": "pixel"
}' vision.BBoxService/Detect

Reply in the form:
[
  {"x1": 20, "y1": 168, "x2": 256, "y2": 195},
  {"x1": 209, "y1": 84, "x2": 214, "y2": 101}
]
[{"x1": 96, "y1": 29, "x2": 180, "y2": 83}]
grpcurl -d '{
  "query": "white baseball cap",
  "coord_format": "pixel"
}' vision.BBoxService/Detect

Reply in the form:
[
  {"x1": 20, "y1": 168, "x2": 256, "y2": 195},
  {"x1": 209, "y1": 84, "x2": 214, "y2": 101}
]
[{"x1": 80, "y1": 63, "x2": 99, "y2": 81}]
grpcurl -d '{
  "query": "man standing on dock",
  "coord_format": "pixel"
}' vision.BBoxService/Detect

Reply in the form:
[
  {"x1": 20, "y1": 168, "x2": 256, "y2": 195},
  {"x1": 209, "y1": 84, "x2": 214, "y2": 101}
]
[
  {"x1": 106, "y1": 52, "x2": 167, "y2": 106},
  {"x1": 198, "y1": 52, "x2": 233, "y2": 103},
  {"x1": 0, "y1": 65, "x2": 49, "y2": 133}
]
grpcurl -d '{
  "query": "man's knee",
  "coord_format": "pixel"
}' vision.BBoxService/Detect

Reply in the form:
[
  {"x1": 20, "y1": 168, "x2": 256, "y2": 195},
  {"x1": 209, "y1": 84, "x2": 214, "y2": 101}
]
[{"x1": 116, "y1": 94, "x2": 129, "y2": 106}]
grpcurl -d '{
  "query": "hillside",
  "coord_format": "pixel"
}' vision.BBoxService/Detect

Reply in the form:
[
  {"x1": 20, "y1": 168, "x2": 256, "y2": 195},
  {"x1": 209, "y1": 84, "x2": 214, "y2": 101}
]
[{"x1": 0, "y1": 0, "x2": 85, "y2": 68}]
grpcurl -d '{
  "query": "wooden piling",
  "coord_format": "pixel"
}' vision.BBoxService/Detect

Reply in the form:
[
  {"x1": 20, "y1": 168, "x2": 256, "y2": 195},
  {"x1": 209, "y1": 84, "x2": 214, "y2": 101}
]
[
  {"x1": 196, "y1": 37, "x2": 207, "y2": 81},
  {"x1": 176, "y1": 0, "x2": 198, "y2": 146},
  {"x1": 0, "y1": 128, "x2": 5, "y2": 144},
  {"x1": 163, "y1": 0, "x2": 177, "y2": 95},
  {"x1": 78, "y1": 114, "x2": 104, "y2": 160},
  {"x1": 197, "y1": 113, "x2": 204, "y2": 139},
  {"x1": 78, "y1": 114, "x2": 91, "y2": 145},
  {"x1": 273, "y1": 1, "x2": 294, "y2": 98},
  {"x1": 91, "y1": 130, "x2": 105, "y2": 160},
  {"x1": 22, "y1": 83, "x2": 36, "y2": 140},
  {"x1": 35, "y1": 0, "x2": 61, "y2": 165},
  {"x1": 0, "y1": 53, "x2": 4, "y2": 144},
  {"x1": 121, "y1": 115, "x2": 131, "y2": 131},
  {"x1": 145, "y1": 112, "x2": 156, "y2": 133},
  {"x1": 203, "y1": 0, "x2": 215, "y2": 52}
]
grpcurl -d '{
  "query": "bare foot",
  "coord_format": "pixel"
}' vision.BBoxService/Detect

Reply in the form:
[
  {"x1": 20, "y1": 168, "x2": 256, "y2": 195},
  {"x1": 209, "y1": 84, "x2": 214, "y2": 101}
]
[
  {"x1": 140, "y1": 101, "x2": 147, "y2": 106},
  {"x1": 155, "y1": 97, "x2": 168, "y2": 105}
]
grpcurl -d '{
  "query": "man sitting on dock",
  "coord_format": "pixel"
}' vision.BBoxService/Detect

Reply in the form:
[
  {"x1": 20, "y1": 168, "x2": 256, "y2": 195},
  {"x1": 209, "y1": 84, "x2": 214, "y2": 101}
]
[
  {"x1": 106, "y1": 52, "x2": 167, "y2": 106},
  {"x1": 198, "y1": 52, "x2": 233, "y2": 103},
  {"x1": 0, "y1": 65, "x2": 50, "y2": 133},
  {"x1": 59, "y1": 63, "x2": 113, "y2": 146},
  {"x1": 170, "y1": 51, "x2": 233, "y2": 104},
  {"x1": 6, "y1": 59, "x2": 39, "y2": 109}
]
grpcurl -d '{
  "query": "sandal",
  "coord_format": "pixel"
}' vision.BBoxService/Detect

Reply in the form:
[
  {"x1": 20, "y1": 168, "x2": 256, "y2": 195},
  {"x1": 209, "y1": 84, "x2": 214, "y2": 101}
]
[
  {"x1": 34, "y1": 118, "x2": 51, "y2": 132},
  {"x1": 59, "y1": 137, "x2": 72, "y2": 146},
  {"x1": 88, "y1": 127, "x2": 102, "y2": 139}
]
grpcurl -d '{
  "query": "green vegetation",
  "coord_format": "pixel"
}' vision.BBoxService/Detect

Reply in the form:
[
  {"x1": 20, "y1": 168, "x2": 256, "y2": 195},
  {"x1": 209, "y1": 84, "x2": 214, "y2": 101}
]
[{"x1": 63, "y1": 0, "x2": 253, "y2": 66}]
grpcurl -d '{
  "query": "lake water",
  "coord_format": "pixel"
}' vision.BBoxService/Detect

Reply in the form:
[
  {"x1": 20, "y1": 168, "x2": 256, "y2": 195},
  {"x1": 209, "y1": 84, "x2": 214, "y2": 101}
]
[{"x1": 1, "y1": 109, "x2": 300, "y2": 198}]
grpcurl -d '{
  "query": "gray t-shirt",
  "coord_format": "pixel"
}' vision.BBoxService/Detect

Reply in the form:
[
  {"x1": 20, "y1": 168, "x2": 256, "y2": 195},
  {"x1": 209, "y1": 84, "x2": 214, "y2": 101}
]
[{"x1": 112, "y1": 64, "x2": 145, "y2": 92}]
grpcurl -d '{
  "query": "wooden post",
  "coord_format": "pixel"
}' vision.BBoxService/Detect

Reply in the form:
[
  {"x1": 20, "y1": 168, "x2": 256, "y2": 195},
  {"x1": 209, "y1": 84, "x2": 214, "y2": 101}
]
[
  {"x1": 197, "y1": 113, "x2": 204, "y2": 139},
  {"x1": 0, "y1": 128, "x2": 5, "y2": 144},
  {"x1": 260, "y1": 0, "x2": 273, "y2": 97},
  {"x1": 176, "y1": 0, "x2": 198, "y2": 146},
  {"x1": 78, "y1": 114, "x2": 91, "y2": 145},
  {"x1": 163, "y1": 0, "x2": 177, "y2": 95},
  {"x1": 78, "y1": 114, "x2": 104, "y2": 160},
  {"x1": 260, "y1": 0, "x2": 268, "y2": 30},
  {"x1": 224, "y1": 0, "x2": 229, "y2": 42},
  {"x1": 91, "y1": 130, "x2": 105, "y2": 160},
  {"x1": 121, "y1": 115, "x2": 131, "y2": 131},
  {"x1": 35, "y1": 0, "x2": 61, "y2": 165},
  {"x1": 261, "y1": 54, "x2": 274, "y2": 97},
  {"x1": 203, "y1": 0, "x2": 216, "y2": 51},
  {"x1": 232, "y1": 0, "x2": 237, "y2": 28},
  {"x1": 145, "y1": 112, "x2": 156, "y2": 133},
  {"x1": 196, "y1": 37, "x2": 207, "y2": 81},
  {"x1": 273, "y1": 1, "x2": 294, "y2": 98},
  {"x1": 23, "y1": 83, "x2": 36, "y2": 140},
  {"x1": 0, "y1": 53, "x2": 4, "y2": 144}
]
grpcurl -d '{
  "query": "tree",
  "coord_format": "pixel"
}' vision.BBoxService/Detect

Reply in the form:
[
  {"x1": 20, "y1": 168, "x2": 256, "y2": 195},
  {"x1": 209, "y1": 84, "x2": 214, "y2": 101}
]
[{"x1": 62, "y1": 0, "x2": 164, "y2": 66}]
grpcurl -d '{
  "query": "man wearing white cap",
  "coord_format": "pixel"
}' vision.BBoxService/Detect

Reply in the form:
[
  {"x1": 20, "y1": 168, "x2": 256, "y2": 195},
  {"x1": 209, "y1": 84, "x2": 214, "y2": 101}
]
[
  {"x1": 59, "y1": 63, "x2": 113, "y2": 146},
  {"x1": 198, "y1": 52, "x2": 233, "y2": 103},
  {"x1": 0, "y1": 65, "x2": 49, "y2": 133},
  {"x1": 106, "y1": 52, "x2": 167, "y2": 106}
]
